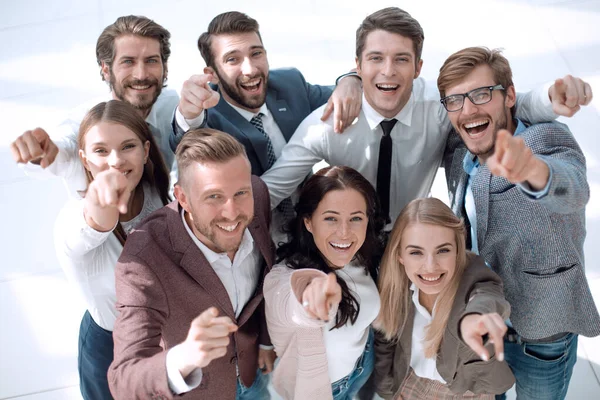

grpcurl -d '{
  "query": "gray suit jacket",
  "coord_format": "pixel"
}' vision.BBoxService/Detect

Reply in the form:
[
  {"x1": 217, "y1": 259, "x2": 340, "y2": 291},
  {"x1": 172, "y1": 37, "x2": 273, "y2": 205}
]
[
  {"x1": 374, "y1": 254, "x2": 514, "y2": 398},
  {"x1": 444, "y1": 121, "x2": 600, "y2": 340},
  {"x1": 108, "y1": 176, "x2": 275, "y2": 400},
  {"x1": 172, "y1": 68, "x2": 332, "y2": 175}
]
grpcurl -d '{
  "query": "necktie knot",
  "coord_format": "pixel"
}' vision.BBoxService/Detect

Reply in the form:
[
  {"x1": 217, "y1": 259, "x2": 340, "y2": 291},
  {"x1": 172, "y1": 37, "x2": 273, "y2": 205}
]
[{"x1": 380, "y1": 118, "x2": 397, "y2": 136}]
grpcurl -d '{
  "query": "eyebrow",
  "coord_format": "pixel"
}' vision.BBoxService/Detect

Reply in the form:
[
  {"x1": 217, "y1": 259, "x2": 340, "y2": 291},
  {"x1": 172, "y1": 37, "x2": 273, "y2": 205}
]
[
  {"x1": 365, "y1": 50, "x2": 413, "y2": 58},
  {"x1": 222, "y1": 45, "x2": 265, "y2": 60},
  {"x1": 118, "y1": 54, "x2": 161, "y2": 61},
  {"x1": 90, "y1": 138, "x2": 139, "y2": 147},
  {"x1": 405, "y1": 242, "x2": 453, "y2": 250},
  {"x1": 321, "y1": 210, "x2": 366, "y2": 215}
]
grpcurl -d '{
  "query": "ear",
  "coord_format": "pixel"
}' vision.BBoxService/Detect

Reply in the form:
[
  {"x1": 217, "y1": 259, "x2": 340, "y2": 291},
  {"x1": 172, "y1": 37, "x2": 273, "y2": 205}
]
[
  {"x1": 355, "y1": 56, "x2": 362, "y2": 77},
  {"x1": 174, "y1": 184, "x2": 191, "y2": 213},
  {"x1": 204, "y1": 66, "x2": 218, "y2": 83},
  {"x1": 414, "y1": 58, "x2": 423, "y2": 79},
  {"x1": 143, "y1": 140, "x2": 150, "y2": 164},
  {"x1": 79, "y1": 149, "x2": 91, "y2": 171},
  {"x1": 101, "y1": 61, "x2": 110, "y2": 82},
  {"x1": 505, "y1": 85, "x2": 517, "y2": 108},
  {"x1": 397, "y1": 253, "x2": 404, "y2": 266},
  {"x1": 303, "y1": 217, "x2": 313, "y2": 234},
  {"x1": 163, "y1": 63, "x2": 169, "y2": 84}
]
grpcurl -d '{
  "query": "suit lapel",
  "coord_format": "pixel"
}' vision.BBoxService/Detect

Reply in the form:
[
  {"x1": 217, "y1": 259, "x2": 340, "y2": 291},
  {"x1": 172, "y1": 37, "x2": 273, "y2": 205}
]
[
  {"x1": 449, "y1": 147, "x2": 469, "y2": 219},
  {"x1": 265, "y1": 88, "x2": 294, "y2": 141},
  {"x1": 167, "y1": 201, "x2": 236, "y2": 320},
  {"x1": 472, "y1": 164, "x2": 491, "y2": 250},
  {"x1": 214, "y1": 95, "x2": 272, "y2": 172}
]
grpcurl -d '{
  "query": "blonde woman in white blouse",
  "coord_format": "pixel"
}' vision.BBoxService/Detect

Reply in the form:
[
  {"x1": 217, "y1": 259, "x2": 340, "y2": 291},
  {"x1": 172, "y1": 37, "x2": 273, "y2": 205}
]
[{"x1": 54, "y1": 100, "x2": 170, "y2": 400}]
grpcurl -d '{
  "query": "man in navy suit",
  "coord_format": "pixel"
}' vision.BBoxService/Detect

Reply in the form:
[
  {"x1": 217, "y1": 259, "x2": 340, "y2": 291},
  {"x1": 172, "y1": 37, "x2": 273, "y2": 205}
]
[{"x1": 170, "y1": 11, "x2": 361, "y2": 176}]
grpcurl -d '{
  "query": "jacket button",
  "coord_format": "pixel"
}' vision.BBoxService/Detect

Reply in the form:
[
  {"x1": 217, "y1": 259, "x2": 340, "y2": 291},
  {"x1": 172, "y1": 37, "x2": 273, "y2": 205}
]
[{"x1": 230, "y1": 356, "x2": 237, "y2": 364}]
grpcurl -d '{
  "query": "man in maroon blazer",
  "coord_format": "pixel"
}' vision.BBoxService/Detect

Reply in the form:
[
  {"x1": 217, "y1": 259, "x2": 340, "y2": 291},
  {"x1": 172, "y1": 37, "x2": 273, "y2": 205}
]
[{"x1": 108, "y1": 128, "x2": 275, "y2": 399}]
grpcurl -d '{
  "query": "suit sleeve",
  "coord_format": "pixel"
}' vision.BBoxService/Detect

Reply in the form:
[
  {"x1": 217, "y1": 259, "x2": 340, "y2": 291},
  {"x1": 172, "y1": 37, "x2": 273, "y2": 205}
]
[
  {"x1": 108, "y1": 251, "x2": 175, "y2": 400},
  {"x1": 295, "y1": 69, "x2": 333, "y2": 111},
  {"x1": 373, "y1": 330, "x2": 398, "y2": 399},
  {"x1": 523, "y1": 122, "x2": 589, "y2": 214},
  {"x1": 453, "y1": 255, "x2": 511, "y2": 339}
]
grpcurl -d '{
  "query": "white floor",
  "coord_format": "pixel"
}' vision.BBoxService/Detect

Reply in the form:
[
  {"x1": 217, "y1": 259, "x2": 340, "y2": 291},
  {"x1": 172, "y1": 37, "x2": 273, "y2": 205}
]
[{"x1": 1, "y1": 0, "x2": 599, "y2": 399}]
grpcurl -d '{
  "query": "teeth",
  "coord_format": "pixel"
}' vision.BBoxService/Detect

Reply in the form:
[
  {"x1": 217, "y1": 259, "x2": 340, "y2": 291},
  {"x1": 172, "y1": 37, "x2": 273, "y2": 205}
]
[
  {"x1": 421, "y1": 275, "x2": 442, "y2": 282},
  {"x1": 376, "y1": 84, "x2": 399, "y2": 89},
  {"x1": 241, "y1": 79, "x2": 260, "y2": 87},
  {"x1": 217, "y1": 222, "x2": 239, "y2": 232},
  {"x1": 330, "y1": 242, "x2": 351, "y2": 249},
  {"x1": 464, "y1": 120, "x2": 488, "y2": 129},
  {"x1": 131, "y1": 85, "x2": 150, "y2": 90}
]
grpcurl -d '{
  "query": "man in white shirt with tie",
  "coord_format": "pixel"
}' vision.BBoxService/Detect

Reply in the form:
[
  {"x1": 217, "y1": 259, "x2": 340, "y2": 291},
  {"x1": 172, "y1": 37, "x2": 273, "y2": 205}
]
[{"x1": 261, "y1": 7, "x2": 591, "y2": 232}]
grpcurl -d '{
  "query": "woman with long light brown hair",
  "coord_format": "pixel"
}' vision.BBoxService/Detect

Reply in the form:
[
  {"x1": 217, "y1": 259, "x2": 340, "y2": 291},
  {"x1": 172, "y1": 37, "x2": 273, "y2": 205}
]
[
  {"x1": 374, "y1": 198, "x2": 514, "y2": 399},
  {"x1": 54, "y1": 100, "x2": 170, "y2": 399}
]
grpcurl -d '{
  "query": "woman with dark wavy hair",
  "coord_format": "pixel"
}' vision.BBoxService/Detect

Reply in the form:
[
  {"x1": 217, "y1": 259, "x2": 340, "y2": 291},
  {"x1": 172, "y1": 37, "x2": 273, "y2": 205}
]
[
  {"x1": 264, "y1": 165, "x2": 384, "y2": 400},
  {"x1": 54, "y1": 100, "x2": 170, "y2": 399}
]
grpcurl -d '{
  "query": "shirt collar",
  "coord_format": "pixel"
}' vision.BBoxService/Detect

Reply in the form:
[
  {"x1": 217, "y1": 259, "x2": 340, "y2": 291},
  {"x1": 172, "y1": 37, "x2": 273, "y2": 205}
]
[
  {"x1": 226, "y1": 100, "x2": 270, "y2": 122},
  {"x1": 409, "y1": 283, "x2": 432, "y2": 318},
  {"x1": 180, "y1": 208, "x2": 254, "y2": 265},
  {"x1": 362, "y1": 91, "x2": 415, "y2": 131},
  {"x1": 461, "y1": 118, "x2": 525, "y2": 175}
]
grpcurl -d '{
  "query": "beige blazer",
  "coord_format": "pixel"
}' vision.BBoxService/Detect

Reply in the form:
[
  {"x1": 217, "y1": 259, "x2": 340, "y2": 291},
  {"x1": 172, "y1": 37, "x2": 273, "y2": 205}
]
[{"x1": 374, "y1": 254, "x2": 515, "y2": 398}]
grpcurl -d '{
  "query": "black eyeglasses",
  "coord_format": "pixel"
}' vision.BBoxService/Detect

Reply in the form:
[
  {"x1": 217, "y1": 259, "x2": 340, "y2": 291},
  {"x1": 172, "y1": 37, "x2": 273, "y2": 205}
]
[{"x1": 440, "y1": 84, "x2": 505, "y2": 112}]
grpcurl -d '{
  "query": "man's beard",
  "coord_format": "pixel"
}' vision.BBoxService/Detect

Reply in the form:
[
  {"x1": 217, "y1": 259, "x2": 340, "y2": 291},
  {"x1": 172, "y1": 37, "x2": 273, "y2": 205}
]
[
  {"x1": 214, "y1": 68, "x2": 268, "y2": 110},
  {"x1": 192, "y1": 214, "x2": 252, "y2": 254},
  {"x1": 110, "y1": 71, "x2": 163, "y2": 114}
]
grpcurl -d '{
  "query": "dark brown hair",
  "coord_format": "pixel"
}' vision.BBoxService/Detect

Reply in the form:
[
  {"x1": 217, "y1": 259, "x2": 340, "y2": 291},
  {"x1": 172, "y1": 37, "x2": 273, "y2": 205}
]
[
  {"x1": 277, "y1": 166, "x2": 385, "y2": 330},
  {"x1": 356, "y1": 7, "x2": 424, "y2": 65},
  {"x1": 197, "y1": 11, "x2": 263, "y2": 69},
  {"x1": 96, "y1": 15, "x2": 171, "y2": 83}
]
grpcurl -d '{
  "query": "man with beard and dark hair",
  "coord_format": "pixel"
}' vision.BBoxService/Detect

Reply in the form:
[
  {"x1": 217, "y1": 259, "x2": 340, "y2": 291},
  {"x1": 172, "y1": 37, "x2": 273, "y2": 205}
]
[
  {"x1": 439, "y1": 47, "x2": 599, "y2": 400},
  {"x1": 170, "y1": 11, "x2": 363, "y2": 176},
  {"x1": 109, "y1": 128, "x2": 275, "y2": 400},
  {"x1": 10, "y1": 15, "x2": 186, "y2": 197}
]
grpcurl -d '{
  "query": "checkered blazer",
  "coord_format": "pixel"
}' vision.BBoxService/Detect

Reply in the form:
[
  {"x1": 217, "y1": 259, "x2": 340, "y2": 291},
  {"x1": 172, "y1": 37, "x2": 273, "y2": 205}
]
[{"x1": 444, "y1": 121, "x2": 600, "y2": 340}]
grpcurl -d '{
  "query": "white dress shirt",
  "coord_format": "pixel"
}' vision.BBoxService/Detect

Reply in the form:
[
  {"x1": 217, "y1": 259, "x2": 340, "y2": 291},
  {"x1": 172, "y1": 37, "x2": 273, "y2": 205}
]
[
  {"x1": 23, "y1": 89, "x2": 180, "y2": 197},
  {"x1": 409, "y1": 283, "x2": 446, "y2": 383},
  {"x1": 54, "y1": 183, "x2": 164, "y2": 331},
  {"x1": 261, "y1": 78, "x2": 554, "y2": 231},
  {"x1": 166, "y1": 209, "x2": 262, "y2": 394},
  {"x1": 323, "y1": 263, "x2": 380, "y2": 382}
]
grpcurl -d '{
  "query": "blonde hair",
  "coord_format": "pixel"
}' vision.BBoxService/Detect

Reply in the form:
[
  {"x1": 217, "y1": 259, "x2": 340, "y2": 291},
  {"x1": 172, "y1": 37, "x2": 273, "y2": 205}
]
[
  {"x1": 375, "y1": 198, "x2": 467, "y2": 358},
  {"x1": 175, "y1": 128, "x2": 247, "y2": 189}
]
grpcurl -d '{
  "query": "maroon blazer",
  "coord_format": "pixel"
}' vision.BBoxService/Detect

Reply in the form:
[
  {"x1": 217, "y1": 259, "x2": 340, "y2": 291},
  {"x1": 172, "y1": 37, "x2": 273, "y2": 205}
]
[{"x1": 108, "y1": 176, "x2": 275, "y2": 400}]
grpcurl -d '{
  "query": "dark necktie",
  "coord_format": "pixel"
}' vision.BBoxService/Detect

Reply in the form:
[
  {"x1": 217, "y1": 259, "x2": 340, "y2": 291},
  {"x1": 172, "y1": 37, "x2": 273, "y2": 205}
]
[
  {"x1": 250, "y1": 113, "x2": 277, "y2": 168},
  {"x1": 250, "y1": 112, "x2": 295, "y2": 222},
  {"x1": 377, "y1": 119, "x2": 397, "y2": 224}
]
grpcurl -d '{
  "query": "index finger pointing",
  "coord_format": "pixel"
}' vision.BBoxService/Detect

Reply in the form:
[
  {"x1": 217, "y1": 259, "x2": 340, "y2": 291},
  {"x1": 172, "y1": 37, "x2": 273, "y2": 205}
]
[
  {"x1": 192, "y1": 307, "x2": 220, "y2": 327},
  {"x1": 190, "y1": 73, "x2": 215, "y2": 88}
]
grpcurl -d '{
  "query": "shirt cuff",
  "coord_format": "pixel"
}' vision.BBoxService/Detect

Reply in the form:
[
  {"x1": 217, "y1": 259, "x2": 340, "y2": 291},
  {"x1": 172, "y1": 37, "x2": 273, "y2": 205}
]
[
  {"x1": 259, "y1": 344, "x2": 274, "y2": 350},
  {"x1": 166, "y1": 344, "x2": 203, "y2": 394},
  {"x1": 517, "y1": 160, "x2": 553, "y2": 199},
  {"x1": 175, "y1": 108, "x2": 206, "y2": 132},
  {"x1": 335, "y1": 71, "x2": 361, "y2": 86}
]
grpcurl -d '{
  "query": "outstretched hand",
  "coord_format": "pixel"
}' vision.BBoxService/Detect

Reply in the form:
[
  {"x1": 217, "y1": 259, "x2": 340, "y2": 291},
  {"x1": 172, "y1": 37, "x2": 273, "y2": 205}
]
[
  {"x1": 460, "y1": 312, "x2": 507, "y2": 362},
  {"x1": 301, "y1": 272, "x2": 342, "y2": 321}
]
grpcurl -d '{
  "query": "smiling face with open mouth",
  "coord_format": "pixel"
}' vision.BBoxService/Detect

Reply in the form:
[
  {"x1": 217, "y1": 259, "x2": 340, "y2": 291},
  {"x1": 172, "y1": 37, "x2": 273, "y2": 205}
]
[
  {"x1": 445, "y1": 65, "x2": 516, "y2": 162},
  {"x1": 399, "y1": 222, "x2": 458, "y2": 308},
  {"x1": 176, "y1": 155, "x2": 254, "y2": 260},
  {"x1": 304, "y1": 188, "x2": 369, "y2": 269},
  {"x1": 356, "y1": 29, "x2": 422, "y2": 119},
  {"x1": 80, "y1": 121, "x2": 150, "y2": 194},
  {"x1": 208, "y1": 32, "x2": 269, "y2": 113}
]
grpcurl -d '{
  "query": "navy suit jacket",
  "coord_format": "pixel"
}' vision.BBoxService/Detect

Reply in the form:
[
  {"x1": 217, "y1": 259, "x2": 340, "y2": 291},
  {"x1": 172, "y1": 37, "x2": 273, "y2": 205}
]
[{"x1": 172, "y1": 68, "x2": 332, "y2": 175}]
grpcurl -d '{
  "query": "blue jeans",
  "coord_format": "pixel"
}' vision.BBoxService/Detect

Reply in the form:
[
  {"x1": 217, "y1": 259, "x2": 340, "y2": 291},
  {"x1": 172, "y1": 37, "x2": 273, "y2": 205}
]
[
  {"x1": 78, "y1": 311, "x2": 114, "y2": 400},
  {"x1": 236, "y1": 368, "x2": 270, "y2": 399},
  {"x1": 496, "y1": 332, "x2": 578, "y2": 400},
  {"x1": 331, "y1": 329, "x2": 375, "y2": 400}
]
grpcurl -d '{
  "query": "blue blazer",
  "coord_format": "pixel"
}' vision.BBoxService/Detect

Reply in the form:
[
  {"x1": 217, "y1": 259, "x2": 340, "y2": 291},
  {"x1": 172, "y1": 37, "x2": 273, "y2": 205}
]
[{"x1": 172, "y1": 68, "x2": 332, "y2": 175}]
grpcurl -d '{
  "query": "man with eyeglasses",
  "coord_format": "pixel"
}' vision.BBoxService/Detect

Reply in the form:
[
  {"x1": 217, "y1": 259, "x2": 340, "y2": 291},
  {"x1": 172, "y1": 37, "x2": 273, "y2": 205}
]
[
  {"x1": 260, "y1": 7, "x2": 591, "y2": 235},
  {"x1": 439, "y1": 46, "x2": 599, "y2": 400}
]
